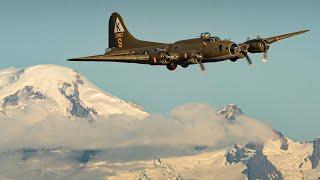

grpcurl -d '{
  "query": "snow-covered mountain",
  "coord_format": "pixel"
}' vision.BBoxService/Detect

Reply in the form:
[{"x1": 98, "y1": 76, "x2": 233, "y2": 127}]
[
  {"x1": 0, "y1": 65, "x2": 319, "y2": 180},
  {"x1": 0, "y1": 65, "x2": 148, "y2": 119}
]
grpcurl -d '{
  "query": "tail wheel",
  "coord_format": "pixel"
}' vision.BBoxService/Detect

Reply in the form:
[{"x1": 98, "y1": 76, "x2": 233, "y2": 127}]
[{"x1": 166, "y1": 62, "x2": 178, "y2": 71}]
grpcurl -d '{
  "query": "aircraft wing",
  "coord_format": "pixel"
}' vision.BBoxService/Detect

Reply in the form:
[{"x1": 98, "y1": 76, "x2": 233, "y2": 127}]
[
  {"x1": 264, "y1": 30, "x2": 309, "y2": 44},
  {"x1": 68, "y1": 54, "x2": 150, "y2": 64}
]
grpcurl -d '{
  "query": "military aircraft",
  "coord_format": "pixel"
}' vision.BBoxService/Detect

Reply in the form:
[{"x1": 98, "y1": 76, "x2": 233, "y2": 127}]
[{"x1": 68, "y1": 12, "x2": 309, "y2": 71}]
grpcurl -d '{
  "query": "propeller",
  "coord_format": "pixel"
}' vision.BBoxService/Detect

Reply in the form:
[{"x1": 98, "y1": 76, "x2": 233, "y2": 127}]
[
  {"x1": 198, "y1": 60, "x2": 205, "y2": 71},
  {"x1": 239, "y1": 44, "x2": 253, "y2": 66},
  {"x1": 244, "y1": 53, "x2": 253, "y2": 65},
  {"x1": 257, "y1": 34, "x2": 270, "y2": 62},
  {"x1": 262, "y1": 51, "x2": 268, "y2": 63},
  {"x1": 192, "y1": 51, "x2": 205, "y2": 71},
  {"x1": 261, "y1": 39, "x2": 270, "y2": 63}
]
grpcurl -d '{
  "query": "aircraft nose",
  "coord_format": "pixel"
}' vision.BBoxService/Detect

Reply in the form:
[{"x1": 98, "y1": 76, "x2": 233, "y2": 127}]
[{"x1": 229, "y1": 43, "x2": 241, "y2": 55}]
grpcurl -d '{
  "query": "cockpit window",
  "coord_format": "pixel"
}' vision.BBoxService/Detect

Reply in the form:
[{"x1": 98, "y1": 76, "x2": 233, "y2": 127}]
[
  {"x1": 213, "y1": 36, "x2": 221, "y2": 41},
  {"x1": 201, "y1": 32, "x2": 221, "y2": 43},
  {"x1": 204, "y1": 38, "x2": 214, "y2": 43},
  {"x1": 200, "y1": 32, "x2": 211, "y2": 39}
]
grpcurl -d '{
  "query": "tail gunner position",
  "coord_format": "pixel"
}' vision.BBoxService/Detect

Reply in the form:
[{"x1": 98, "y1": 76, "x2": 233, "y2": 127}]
[{"x1": 69, "y1": 12, "x2": 309, "y2": 71}]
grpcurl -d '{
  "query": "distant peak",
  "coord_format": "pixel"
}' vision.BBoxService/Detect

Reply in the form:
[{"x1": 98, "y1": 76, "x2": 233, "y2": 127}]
[{"x1": 218, "y1": 104, "x2": 243, "y2": 122}]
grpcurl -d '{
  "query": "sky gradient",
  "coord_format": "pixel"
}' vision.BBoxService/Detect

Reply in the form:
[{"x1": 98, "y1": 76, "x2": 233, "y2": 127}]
[{"x1": 0, "y1": 0, "x2": 319, "y2": 141}]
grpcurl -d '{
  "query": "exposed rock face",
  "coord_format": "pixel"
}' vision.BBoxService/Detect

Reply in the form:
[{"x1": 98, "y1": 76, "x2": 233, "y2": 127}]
[
  {"x1": 225, "y1": 144, "x2": 255, "y2": 164},
  {"x1": 310, "y1": 137, "x2": 320, "y2": 169},
  {"x1": 22, "y1": 86, "x2": 46, "y2": 100},
  {"x1": 245, "y1": 149, "x2": 283, "y2": 180},
  {"x1": 244, "y1": 143, "x2": 264, "y2": 150},
  {"x1": 74, "y1": 150, "x2": 99, "y2": 164},
  {"x1": 2, "y1": 86, "x2": 46, "y2": 108},
  {"x1": 273, "y1": 129, "x2": 289, "y2": 150},
  {"x1": 59, "y1": 82, "x2": 96, "y2": 118},
  {"x1": 138, "y1": 170, "x2": 152, "y2": 180},
  {"x1": 226, "y1": 143, "x2": 283, "y2": 180},
  {"x1": 218, "y1": 104, "x2": 243, "y2": 122},
  {"x1": 22, "y1": 148, "x2": 38, "y2": 160},
  {"x1": 152, "y1": 157, "x2": 182, "y2": 179},
  {"x1": 2, "y1": 91, "x2": 19, "y2": 108},
  {"x1": 194, "y1": 145, "x2": 207, "y2": 151}
]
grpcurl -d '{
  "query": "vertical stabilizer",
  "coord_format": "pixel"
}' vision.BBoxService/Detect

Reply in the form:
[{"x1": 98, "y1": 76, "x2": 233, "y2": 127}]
[{"x1": 108, "y1": 12, "x2": 165, "y2": 50}]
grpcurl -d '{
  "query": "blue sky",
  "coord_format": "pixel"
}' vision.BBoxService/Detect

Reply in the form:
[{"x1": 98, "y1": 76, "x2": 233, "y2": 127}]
[{"x1": 0, "y1": 0, "x2": 319, "y2": 141}]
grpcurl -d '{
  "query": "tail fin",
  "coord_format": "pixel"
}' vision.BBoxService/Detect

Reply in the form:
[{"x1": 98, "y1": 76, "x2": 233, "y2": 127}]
[{"x1": 109, "y1": 12, "x2": 164, "y2": 50}]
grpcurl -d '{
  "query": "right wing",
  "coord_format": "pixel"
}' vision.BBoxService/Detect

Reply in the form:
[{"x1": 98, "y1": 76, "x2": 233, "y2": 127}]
[
  {"x1": 68, "y1": 54, "x2": 150, "y2": 64},
  {"x1": 264, "y1": 30, "x2": 309, "y2": 44}
]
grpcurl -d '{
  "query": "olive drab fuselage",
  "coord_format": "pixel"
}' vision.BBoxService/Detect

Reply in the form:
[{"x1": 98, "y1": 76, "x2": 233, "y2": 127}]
[{"x1": 124, "y1": 35, "x2": 241, "y2": 65}]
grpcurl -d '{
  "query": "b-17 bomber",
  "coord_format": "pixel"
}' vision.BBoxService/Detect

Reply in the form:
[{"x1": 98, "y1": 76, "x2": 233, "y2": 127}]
[{"x1": 69, "y1": 12, "x2": 309, "y2": 71}]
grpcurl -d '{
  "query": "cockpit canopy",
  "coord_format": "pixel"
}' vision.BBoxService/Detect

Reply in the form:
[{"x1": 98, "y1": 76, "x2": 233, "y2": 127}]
[{"x1": 200, "y1": 32, "x2": 221, "y2": 43}]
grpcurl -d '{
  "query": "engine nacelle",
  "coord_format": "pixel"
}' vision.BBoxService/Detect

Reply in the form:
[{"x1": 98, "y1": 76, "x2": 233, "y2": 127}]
[
  {"x1": 180, "y1": 50, "x2": 203, "y2": 64},
  {"x1": 246, "y1": 40, "x2": 269, "y2": 53},
  {"x1": 151, "y1": 52, "x2": 179, "y2": 64}
]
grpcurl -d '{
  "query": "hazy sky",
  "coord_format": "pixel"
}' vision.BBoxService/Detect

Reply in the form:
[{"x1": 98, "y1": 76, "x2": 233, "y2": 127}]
[{"x1": 0, "y1": 0, "x2": 319, "y2": 141}]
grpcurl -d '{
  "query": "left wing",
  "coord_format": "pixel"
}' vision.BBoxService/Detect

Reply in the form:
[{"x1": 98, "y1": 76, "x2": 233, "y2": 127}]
[{"x1": 68, "y1": 54, "x2": 150, "y2": 64}]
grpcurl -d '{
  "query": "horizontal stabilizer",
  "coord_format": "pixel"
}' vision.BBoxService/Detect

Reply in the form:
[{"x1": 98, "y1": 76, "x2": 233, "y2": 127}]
[{"x1": 68, "y1": 54, "x2": 150, "y2": 64}]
